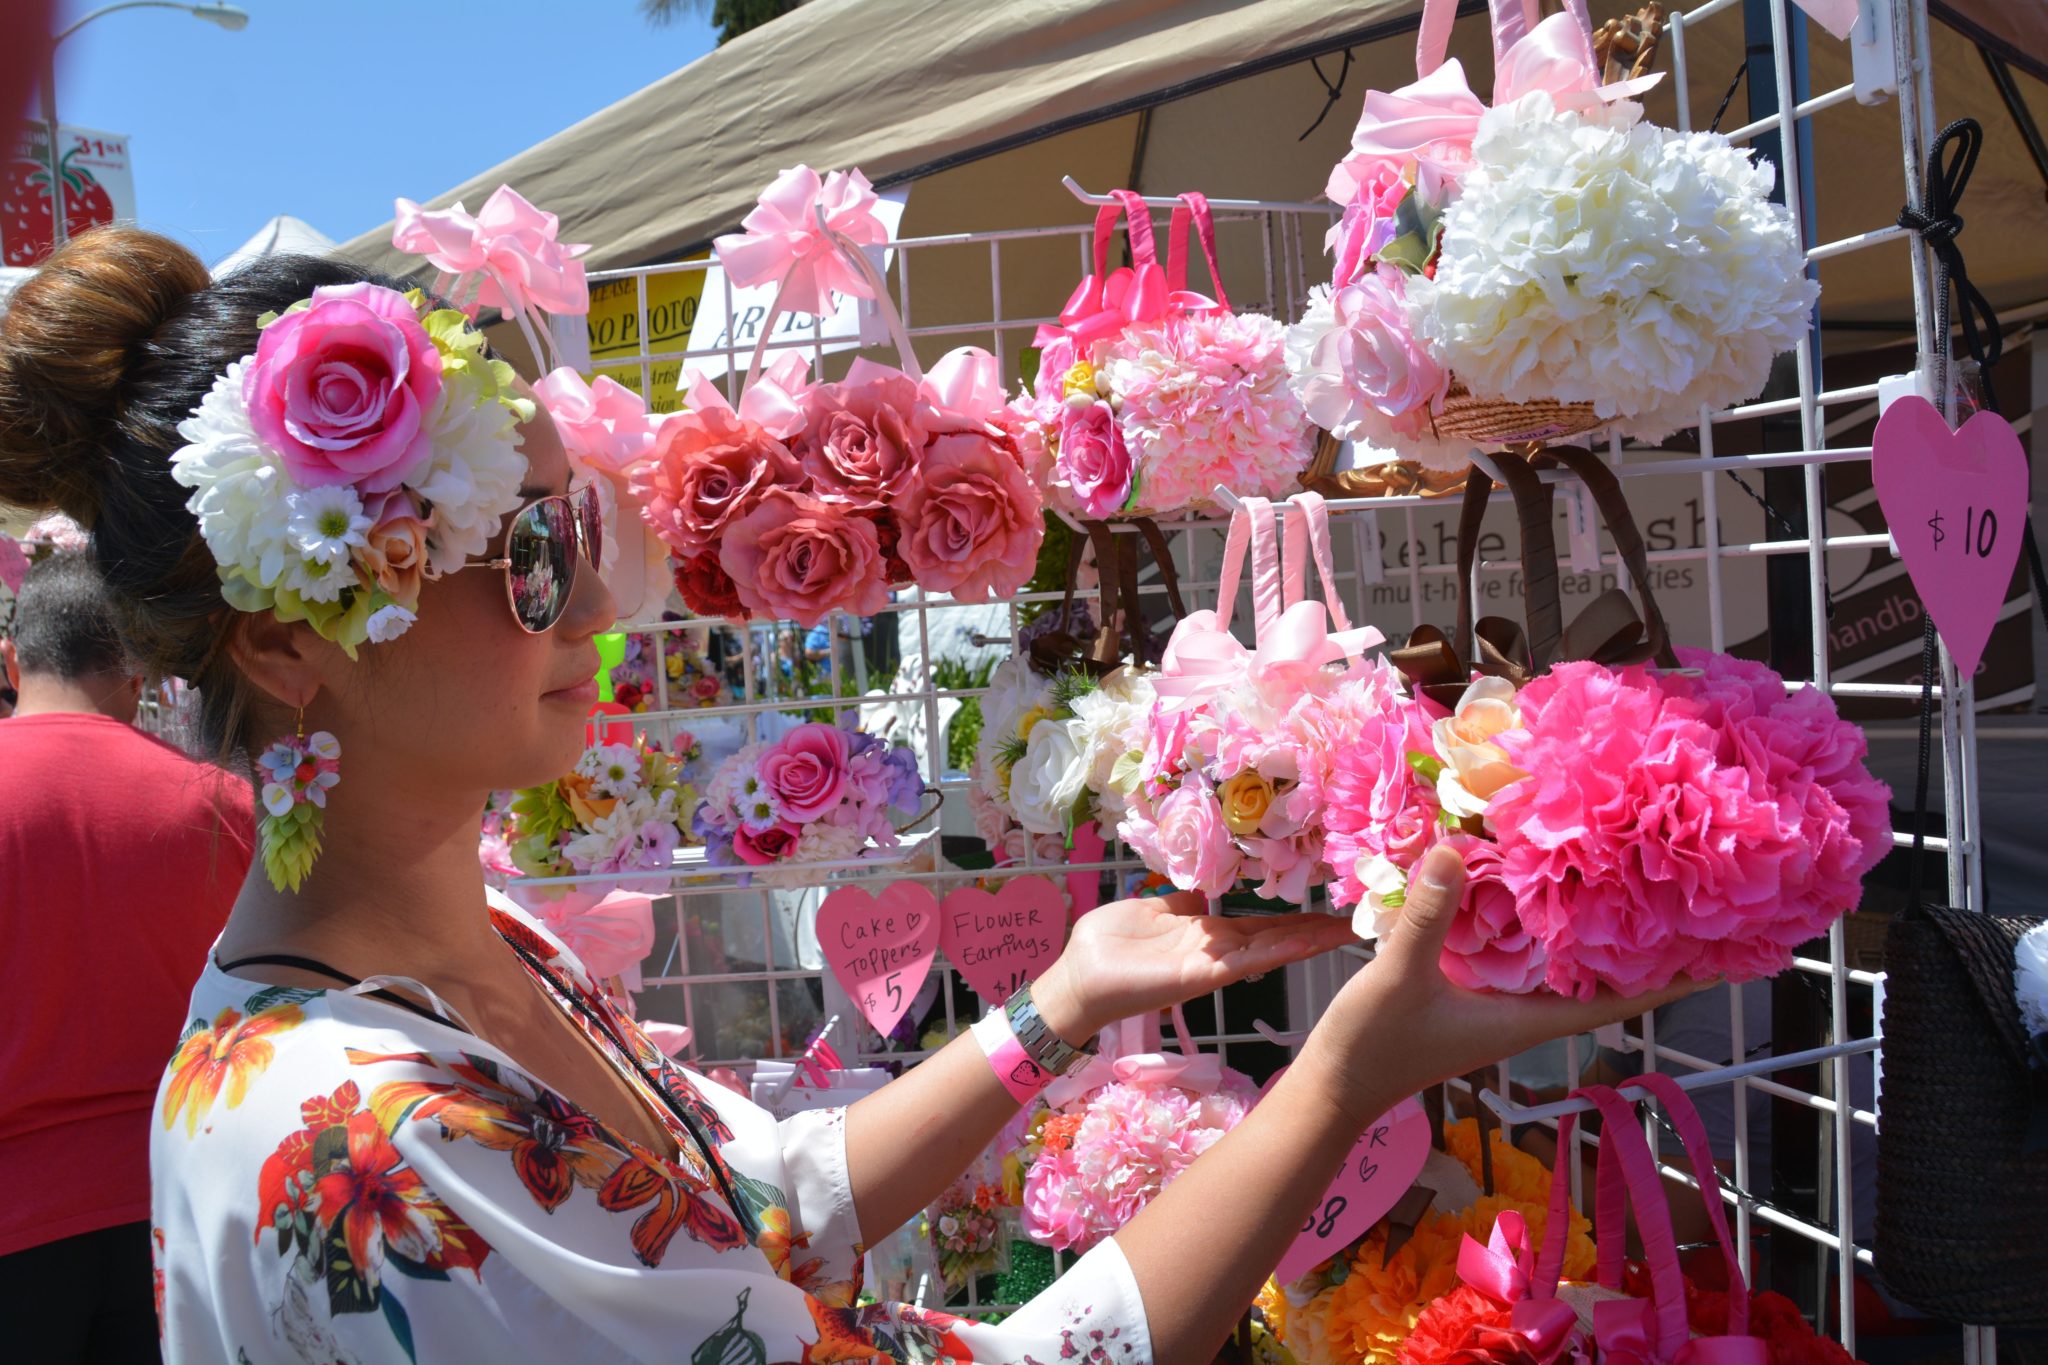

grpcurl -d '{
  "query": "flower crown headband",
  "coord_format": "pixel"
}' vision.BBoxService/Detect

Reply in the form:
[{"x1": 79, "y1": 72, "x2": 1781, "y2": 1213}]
[{"x1": 170, "y1": 282, "x2": 533, "y2": 654}]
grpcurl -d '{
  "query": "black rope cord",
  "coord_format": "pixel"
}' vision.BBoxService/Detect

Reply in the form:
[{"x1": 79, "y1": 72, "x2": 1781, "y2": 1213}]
[{"x1": 1299, "y1": 48, "x2": 1356, "y2": 142}]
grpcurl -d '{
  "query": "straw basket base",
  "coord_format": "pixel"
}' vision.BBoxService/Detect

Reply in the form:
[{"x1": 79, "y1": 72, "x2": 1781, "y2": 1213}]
[{"x1": 1432, "y1": 379, "x2": 1604, "y2": 446}]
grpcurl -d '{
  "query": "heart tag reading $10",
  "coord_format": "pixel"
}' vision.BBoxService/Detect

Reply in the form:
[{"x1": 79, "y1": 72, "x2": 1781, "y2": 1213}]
[
  {"x1": 817, "y1": 881, "x2": 943, "y2": 1037},
  {"x1": 1871, "y1": 396, "x2": 2027, "y2": 679}
]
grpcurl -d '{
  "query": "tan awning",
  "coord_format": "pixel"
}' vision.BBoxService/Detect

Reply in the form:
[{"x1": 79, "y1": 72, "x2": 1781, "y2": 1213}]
[{"x1": 337, "y1": 0, "x2": 2048, "y2": 329}]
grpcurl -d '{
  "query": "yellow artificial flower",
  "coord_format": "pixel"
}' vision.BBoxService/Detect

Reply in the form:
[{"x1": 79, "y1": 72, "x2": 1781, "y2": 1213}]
[
  {"x1": 1220, "y1": 769, "x2": 1277, "y2": 837},
  {"x1": 1062, "y1": 361, "x2": 1098, "y2": 401}
]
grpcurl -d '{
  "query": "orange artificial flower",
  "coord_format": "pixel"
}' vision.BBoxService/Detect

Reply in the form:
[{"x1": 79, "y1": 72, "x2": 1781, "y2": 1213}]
[
  {"x1": 558, "y1": 770, "x2": 617, "y2": 825},
  {"x1": 161, "y1": 1001, "x2": 303, "y2": 1136}
]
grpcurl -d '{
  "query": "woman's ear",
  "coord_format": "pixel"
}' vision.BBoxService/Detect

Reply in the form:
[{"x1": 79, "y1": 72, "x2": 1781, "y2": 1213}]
[{"x1": 226, "y1": 611, "x2": 344, "y2": 713}]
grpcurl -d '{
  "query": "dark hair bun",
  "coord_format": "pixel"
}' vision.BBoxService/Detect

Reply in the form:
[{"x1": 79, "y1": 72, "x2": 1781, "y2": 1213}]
[{"x1": 0, "y1": 226, "x2": 211, "y2": 520}]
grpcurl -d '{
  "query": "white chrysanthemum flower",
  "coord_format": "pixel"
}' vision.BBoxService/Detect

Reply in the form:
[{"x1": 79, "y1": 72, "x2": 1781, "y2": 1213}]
[
  {"x1": 286, "y1": 485, "x2": 371, "y2": 567},
  {"x1": 577, "y1": 741, "x2": 644, "y2": 799},
  {"x1": 279, "y1": 552, "x2": 350, "y2": 603},
  {"x1": 414, "y1": 385, "x2": 527, "y2": 575},
  {"x1": 975, "y1": 655, "x2": 1054, "y2": 808},
  {"x1": 1413, "y1": 91, "x2": 1816, "y2": 439},
  {"x1": 171, "y1": 363, "x2": 294, "y2": 585},
  {"x1": 365, "y1": 604, "x2": 416, "y2": 643},
  {"x1": 793, "y1": 820, "x2": 866, "y2": 865}
]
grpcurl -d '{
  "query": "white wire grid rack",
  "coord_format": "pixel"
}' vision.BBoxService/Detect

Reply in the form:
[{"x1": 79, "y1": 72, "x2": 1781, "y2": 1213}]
[{"x1": 514, "y1": 0, "x2": 1998, "y2": 1344}]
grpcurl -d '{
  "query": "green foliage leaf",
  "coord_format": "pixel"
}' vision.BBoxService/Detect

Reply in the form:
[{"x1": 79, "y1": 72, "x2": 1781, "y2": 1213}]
[
  {"x1": 1405, "y1": 750, "x2": 1445, "y2": 784},
  {"x1": 1375, "y1": 188, "x2": 1445, "y2": 275}
]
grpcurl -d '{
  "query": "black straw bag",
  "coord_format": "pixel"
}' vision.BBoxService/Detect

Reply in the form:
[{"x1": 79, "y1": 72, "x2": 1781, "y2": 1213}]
[
  {"x1": 1872, "y1": 117, "x2": 2048, "y2": 1327},
  {"x1": 1873, "y1": 622, "x2": 2048, "y2": 1325}
]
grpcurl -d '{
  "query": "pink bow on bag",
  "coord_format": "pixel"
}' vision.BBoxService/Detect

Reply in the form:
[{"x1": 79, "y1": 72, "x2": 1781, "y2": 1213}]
[
  {"x1": 393, "y1": 184, "x2": 591, "y2": 318},
  {"x1": 509, "y1": 885, "x2": 658, "y2": 989},
  {"x1": 1154, "y1": 494, "x2": 1384, "y2": 713},
  {"x1": 1034, "y1": 190, "x2": 1230, "y2": 355},
  {"x1": 1040, "y1": 1007, "x2": 1225, "y2": 1109},
  {"x1": 675, "y1": 350, "x2": 813, "y2": 442},
  {"x1": 713, "y1": 165, "x2": 890, "y2": 318},
  {"x1": 919, "y1": 345, "x2": 1010, "y2": 428},
  {"x1": 534, "y1": 369, "x2": 661, "y2": 476},
  {"x1": 1451, "y1": 1209, "x2": 1589, "y2": 1365}
]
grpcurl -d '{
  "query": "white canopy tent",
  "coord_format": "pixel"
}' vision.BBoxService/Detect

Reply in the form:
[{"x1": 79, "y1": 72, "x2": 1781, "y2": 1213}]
[{"x1": 212, "y1": 214, "x2": 335, "y2": 279}]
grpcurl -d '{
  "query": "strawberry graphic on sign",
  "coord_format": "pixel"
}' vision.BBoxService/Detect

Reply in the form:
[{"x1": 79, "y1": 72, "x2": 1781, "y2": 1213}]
[{"x1": 4, "y1": 138, "x2": 125, "y2": 267}]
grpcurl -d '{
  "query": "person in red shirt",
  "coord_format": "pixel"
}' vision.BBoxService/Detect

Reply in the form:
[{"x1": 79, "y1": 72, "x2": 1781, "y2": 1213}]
[{"x1": 0, "y1": 550, "x2": 253, "y2": 1361}]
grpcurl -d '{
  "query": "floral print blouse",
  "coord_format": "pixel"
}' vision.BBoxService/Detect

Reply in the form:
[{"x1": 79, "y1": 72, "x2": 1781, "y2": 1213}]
[{"x1": 151, "y1": 895, "x2": 1149, "y2": 1364}]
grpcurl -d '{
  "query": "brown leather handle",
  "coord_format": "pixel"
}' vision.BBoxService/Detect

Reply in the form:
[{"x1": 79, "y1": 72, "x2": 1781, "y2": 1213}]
[{"x1": 1549, "y1": 445, "x2": 1680, "y2": 669}]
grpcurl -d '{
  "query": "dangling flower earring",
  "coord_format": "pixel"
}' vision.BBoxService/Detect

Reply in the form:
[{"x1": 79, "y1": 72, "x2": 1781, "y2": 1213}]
[{"x1": 256, "y1": 709, "x2": 341, "y2": 893}]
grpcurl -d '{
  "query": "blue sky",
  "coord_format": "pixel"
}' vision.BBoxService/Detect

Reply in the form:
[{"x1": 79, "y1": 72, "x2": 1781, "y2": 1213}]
[{"x1": 41, "y1": 0, "x2": 717, "y2": 266}]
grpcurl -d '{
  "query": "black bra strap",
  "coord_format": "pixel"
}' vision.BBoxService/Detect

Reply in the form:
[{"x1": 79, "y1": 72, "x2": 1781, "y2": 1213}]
[{"x1": 215, "y1": 952, "x2": 462, "y2": 1031}]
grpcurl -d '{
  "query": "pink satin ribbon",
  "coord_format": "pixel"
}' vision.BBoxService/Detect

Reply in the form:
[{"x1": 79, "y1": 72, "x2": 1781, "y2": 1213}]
[
  {"x1": 677, "y1": 350, "x2": 812, "y2": 442},
  {"x1": 712, "y1": 164, "x2": 890, "y2": 319},
  {"x1": 1040, "y1": 1007, "x2": 1223, "y2": 1109},
  {"x1": 1154, "y1": 494, "x2": 1384, "y2": 713},
  {"x1": 1333, "y1": 6, "x2": 1662, "y2": 205},
  {"x1": 918, "y1": 345, "x2": 1010, "y2": 427},
  {"x1": 1032, "y1": 189, "x2": 1225, "y2": 353},
  {"x1": 1449, "y1": 1209, "x2": 1587, "y2": 1365},
  {"x1": 511, "y1": 886, "x2": 658, "y2": 990},
  {"x1": 393, "y1": 184, "x2": 592, "y2": 318}
]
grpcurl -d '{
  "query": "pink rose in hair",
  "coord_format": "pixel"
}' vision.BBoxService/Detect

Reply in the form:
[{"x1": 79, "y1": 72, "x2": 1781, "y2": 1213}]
[
  {"x1": 1054, "y1": 401, "x2": 1132, "y2": 519},
  {"x1": 795, "y1": 371, "x2": 926, "y2": 509},
  {"x1": 758, "y1": 723, "x2": 850, "y2": 823},
  {"x1": 1435, "y1": 835, "x2": 1548, "y2": 994},
  {"x1": 718, "y1": 488, "x2": 890, "y2": 627},
  {"x1": 632, "y1": 405, "x2": 804, "y2": 559},
  {"x1": 895, "y1": 429, "x2": 1044, "y2": 604},
  {"x1": 733, "y1": 821, "x2": 801, "y2": 866},
  {"x1": 243, "y1": 282, "x2": 444, "y2": 492}
]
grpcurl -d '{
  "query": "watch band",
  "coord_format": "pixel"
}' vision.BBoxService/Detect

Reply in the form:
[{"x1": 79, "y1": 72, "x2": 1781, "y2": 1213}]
[{"x1": 1001, "y1": 983, "x2": 1095, "y2": 1076}]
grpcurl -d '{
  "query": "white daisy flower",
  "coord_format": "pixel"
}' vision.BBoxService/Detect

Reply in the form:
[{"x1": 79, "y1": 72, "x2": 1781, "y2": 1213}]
[{"x1": 286, "y1": 485, "x2": 372, "y2": 567}]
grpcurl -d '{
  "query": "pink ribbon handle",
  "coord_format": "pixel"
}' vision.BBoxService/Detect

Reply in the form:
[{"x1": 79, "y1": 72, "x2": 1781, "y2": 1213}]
[
  {"x1": 1167, "y1": 192, "x2": 1231, "y2": 313},
  {"x1": 1576, "y1": 1086, "x2": 1692, "y2": 1363},
  {"x1": 1621, "y1": 1074, "x2": 1750, "y2": 1337},
  {"x1": 1416, "y1": 0, "x2": 1596, "y2": 79}
]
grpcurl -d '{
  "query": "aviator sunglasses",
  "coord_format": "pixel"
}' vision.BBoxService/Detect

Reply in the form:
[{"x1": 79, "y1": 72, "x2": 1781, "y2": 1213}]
[{"x1": 457, "y1": 483, "x2": 605, "y2": 633}]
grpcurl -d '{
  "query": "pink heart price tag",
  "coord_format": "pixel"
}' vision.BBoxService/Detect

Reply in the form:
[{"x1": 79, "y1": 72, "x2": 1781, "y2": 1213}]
[
  {"x1": 818, "y1": 881, "x2": 943, "y2": 1038},
  {"x1": 1871, "y1": 397, "x2": 2028, "y2": 678},
  {"x1": 1260, "y1": 1070, "x2": 1431, "y2": 1285},
  {"x1": 940, "y1": 876, "x2": 1070, "y2": 1003}
]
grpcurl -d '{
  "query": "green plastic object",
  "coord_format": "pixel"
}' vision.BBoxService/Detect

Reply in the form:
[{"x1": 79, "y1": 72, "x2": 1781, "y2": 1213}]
[{"x1": 594, "y1": 632, "x2": 627, "y2": 704}]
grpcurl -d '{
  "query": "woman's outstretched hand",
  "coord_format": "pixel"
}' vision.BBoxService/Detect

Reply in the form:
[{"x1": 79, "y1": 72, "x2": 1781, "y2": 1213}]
[
  {"x1": 1030, "y1": 892, "x2": 1358, "y2": 1044},
  {"x1": 1301, "y1": 842, "x2": 1704, "y2": 1126}
]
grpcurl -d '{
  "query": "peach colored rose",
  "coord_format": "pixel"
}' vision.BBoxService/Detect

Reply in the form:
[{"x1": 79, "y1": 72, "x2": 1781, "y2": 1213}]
[
  {"x1": 1432, "y1": 675, "x2": 1528, "y2": 819},
  {"x1": 631, "y1": 404, "x2": 803, "y2": 559},
  {"x1": 895, "y1": 429, "x2": 1043, "y2": 604},
  {"x1": 718, "y1": 488, "x2": 890, "y2": 628},
  {"x1": 358, "y1": 492, "x2": 431, "y2": 606}
]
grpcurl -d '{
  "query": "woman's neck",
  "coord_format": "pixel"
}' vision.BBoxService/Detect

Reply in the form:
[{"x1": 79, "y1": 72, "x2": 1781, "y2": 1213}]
[{"x1": 216, "y1": 780, "x2": 500, "y2": 986}]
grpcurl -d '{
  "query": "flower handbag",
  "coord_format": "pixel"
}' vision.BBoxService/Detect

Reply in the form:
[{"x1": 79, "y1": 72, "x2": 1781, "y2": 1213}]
[
  {"x1": 1291, "y1": 0, "x2": 1814, "y2": 472},
  {"x1": 1026, "y1": 188, "x2": 1315, "y2": 522},
  {"x1": 1358, "y1": 454, "x2": 1891, "y2": 998},
  {"x1": 633, "y1": 166, "x2": 1041, "y2": 627},
  {"x1": 1122, "y1": 491, "x2": 1384, "y2": 902}
]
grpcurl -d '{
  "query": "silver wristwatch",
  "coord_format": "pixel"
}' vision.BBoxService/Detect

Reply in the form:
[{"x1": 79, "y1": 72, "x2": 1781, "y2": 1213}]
[{"x1": 1002, "y1": 983, "x2": 1096, "y2": 1076}]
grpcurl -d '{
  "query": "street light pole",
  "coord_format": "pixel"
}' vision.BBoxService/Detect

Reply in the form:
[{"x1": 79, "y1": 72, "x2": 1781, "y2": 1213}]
[{"x1": 36, "y1": 2, "x2": 250, "y2": 256}]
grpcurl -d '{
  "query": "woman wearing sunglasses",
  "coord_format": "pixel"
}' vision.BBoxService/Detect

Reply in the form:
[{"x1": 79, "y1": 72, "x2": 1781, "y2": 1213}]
[{"x1": 0, "y1": 229, "x2": 1683, "y2": 1365}]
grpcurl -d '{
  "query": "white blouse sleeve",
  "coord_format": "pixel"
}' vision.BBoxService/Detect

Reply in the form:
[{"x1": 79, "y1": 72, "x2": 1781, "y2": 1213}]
[{"x1": 152, "y1": 980, "x2": 1153, "y2": 1365}]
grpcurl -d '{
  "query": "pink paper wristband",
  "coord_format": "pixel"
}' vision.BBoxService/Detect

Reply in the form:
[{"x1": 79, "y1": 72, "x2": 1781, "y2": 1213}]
[{"x1": 971, "y1": 1008, "x2": 1054, "y2": 1105}]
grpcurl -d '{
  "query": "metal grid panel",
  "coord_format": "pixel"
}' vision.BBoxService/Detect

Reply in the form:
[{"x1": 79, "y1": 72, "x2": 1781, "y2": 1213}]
[{"x1": 535, "y1": 1, "x2": 1991, "y2": 1340}]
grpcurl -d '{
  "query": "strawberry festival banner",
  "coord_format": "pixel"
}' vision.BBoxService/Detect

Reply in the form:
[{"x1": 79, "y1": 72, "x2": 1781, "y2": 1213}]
[{"x1": 4, "y1": 122, "x2": 135, "y2": 267}]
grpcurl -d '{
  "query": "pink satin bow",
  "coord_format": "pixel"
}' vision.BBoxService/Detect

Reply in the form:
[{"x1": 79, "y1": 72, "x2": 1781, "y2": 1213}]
[
  {"x1": 713, "y1": 165, "x2": 889, "y2": 318},
  {"x1": 517, "y1": 887, "x2": 657, "y2": 989},
  {"x1": 1330, "y1": 11, "x2": 1662, "y2": 205},
  {"x1": 534, "y1": 368, "x2": 661, "y2": 477},
  {"x1": 393, "y1": 185, "x2": 591, "y2": 318},
  {"x1": 919, "y1": 346, "x2": 1009, "y2": 427},
  {"x1": 1446, "y1": 1212, "x2": 1585, "y2": 1365},
  {"x1": 1591, "y1": 1300, "x2": 1768, "y2": 1365},
  {"x1": 1041, "y1": 1010, "x2": 1226, "y2": 1108},
  {"x1": 1154, "y1": 600, "x2": 1384, "y2": 713},
  {"x1": 677, "y1": 350, "x2": 812, "y2": 441}
]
